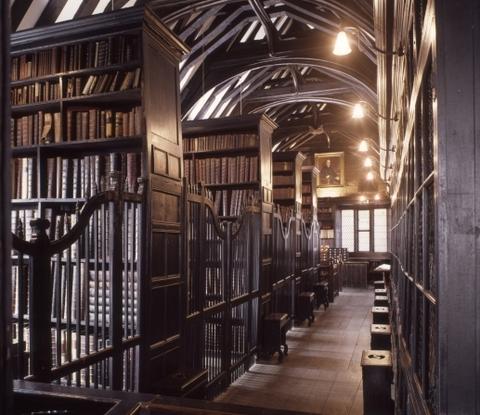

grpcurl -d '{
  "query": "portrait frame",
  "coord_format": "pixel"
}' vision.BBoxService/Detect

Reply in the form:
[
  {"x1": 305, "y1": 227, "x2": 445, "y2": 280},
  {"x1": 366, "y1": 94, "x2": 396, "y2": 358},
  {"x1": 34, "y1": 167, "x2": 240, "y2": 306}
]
[{"x1": 315, "y1": 152, "x2": 345, "y2": 188}]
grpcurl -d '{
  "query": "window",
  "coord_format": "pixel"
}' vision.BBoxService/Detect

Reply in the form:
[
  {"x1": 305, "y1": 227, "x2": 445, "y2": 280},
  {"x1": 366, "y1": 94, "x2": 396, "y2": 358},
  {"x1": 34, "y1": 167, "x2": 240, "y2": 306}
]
[
  {"x1": 340, "y1": 208, "x2": 389, "y2": 252},
  {"x1": 341, "y1": 210, "x2": 355, "y2": 252}
]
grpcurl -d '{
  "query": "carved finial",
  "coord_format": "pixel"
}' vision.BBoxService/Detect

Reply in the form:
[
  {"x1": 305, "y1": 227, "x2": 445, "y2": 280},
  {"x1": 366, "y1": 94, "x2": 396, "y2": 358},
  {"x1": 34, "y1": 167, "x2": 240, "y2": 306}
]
[
  {"x1": 108, "y1": 170, "x2": 122, "y2": 192},
  {"x1": 30, "y1": 218, "x2": 50, "y2": 241},
  {"x1": 137, "y1": 177, "x2": 146, "y2": 195}
]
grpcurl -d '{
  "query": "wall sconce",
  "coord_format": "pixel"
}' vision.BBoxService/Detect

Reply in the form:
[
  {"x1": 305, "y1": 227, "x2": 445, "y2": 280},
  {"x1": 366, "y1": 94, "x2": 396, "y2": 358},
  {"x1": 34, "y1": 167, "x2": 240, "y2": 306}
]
[
  {"x1": 364, "y1": 157, "x2": 373, "y2": 168},
  {"x1": 366, "y1": 171, "x2": 374, "y2": 181},
  {"x1": 351, "y1": 101, "x2": 399, "y2": 122},
  {"x1": 333, "y1": 27, "x2": 404, "y2": 57}
]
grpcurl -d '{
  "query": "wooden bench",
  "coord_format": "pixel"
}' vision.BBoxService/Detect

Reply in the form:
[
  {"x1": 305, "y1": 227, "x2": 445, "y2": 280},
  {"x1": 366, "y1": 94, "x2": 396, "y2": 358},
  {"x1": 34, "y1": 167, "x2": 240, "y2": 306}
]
[
  {"x1": 295, "y1": 292, "x2": 315, "y2": 326},
  {"x1": 261, "y1": 313, "x2": 290, "y2": 362},
  {"x1": 313, "y1": 281, "x2": 329, "y2": 310}
]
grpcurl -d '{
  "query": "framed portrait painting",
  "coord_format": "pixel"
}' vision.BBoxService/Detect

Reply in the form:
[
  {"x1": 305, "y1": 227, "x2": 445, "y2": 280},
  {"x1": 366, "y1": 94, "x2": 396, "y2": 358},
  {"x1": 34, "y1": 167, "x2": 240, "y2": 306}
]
[{"x1": 315, "y1": 152, "x2": 345, "y2": 187}]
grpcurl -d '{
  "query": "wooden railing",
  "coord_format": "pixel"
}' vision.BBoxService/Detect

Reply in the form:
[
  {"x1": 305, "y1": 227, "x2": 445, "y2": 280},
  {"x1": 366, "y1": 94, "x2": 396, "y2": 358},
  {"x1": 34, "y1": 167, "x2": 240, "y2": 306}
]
[
  {"x1": 11, "y1": 171, "x2": 143, "y2": 391},
  {"x1": 11, "y1": 179, "x2": 327, "y2": 399}
]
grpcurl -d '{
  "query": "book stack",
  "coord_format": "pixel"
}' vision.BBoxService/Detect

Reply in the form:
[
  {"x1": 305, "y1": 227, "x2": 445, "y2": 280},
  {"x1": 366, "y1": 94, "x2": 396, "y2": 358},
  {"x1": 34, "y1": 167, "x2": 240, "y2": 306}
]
[
  {"x1": 273, "y1": 188, "x2": 295, "y2": 200},
  {"x1": 11, "y1": 112, "x2": 61, "y2": 146},
  {"x1": 65, "y1": 69, "x2": 141, "y2": 98},
  {"x1": 10, "y1": 35, "x2": 140, "y2": 81},
  {"x1": 212, "y1": 189, "x2": 259, "y2": 217},
  {"x1": 11, "y1": 158, "x2": 37, "y2": 199},
  {"x1": 45, "y1": 152, "x2": 141, "y2": 199},
  {"x1": 66, "y1": 106, "x2": 143, "y2": 141},
  {"x1": 272, "y1": 161, "x2": 293, "y2": 173},
  {"x1": 184, "y1": 155, "x2": 258, "y2": 185},
  {"x1": 184, "y1": 133, "x2": 258, "y2": 152},
  {"x1": 11, "y1": 81, "x2": 61, "y2": 105}
]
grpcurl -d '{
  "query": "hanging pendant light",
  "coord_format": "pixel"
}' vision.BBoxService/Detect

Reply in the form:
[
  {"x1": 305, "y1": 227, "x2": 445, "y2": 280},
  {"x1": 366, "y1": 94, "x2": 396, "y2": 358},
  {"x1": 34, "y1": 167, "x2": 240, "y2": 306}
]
[
  {"x1": 333, "y1": 31, "x2": 352, "y2": 56},
  {"x1": 358, "y1": 140, "x2": 369, "y2": 152},
  {"x1": 352, "y1": 102, "x2": 365, "y2": 119}
]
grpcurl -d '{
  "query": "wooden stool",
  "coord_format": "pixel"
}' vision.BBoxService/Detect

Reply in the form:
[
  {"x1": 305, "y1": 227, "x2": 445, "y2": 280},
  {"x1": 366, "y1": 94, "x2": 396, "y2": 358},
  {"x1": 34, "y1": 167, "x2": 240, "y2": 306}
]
[
  {"x1": 313, "y1": 281, "x2": 329, "y2": 310},
  {"x1": 261, "y1": 313, "x2": 290, "y2": 362},
  {"x1": 374, "y1": 288, "x2": 387, "y2": 296},
  {"x1": 372, "y1": 306, "x2": 389, "y2": 324},
  {"x1": 296, "y1": 292, "x2": 315, "y2": 326},
  {"x1": 374, "y1": 295, "x2": 389, "y2": 307},
  {"x1": 374, "y1": 280, "x2": 385, "y2": 289},
  {"x1": 370, "y1": 324, "x2": 392, "y2": 351},
  {"x1": 361, "y1": 350, "x2": 394, "y2": 415}
]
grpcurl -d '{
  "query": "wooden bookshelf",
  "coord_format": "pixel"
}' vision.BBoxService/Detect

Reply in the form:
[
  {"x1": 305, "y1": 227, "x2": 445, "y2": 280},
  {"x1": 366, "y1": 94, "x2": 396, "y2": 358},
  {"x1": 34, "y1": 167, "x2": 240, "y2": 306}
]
[
  {"x1": 10, "y1": 6, "x2": 190, "y2": 392},
  {"x1": 272, "y1": 152, "x2": 306, "y2": 222},
  {"x1": 301, "y1": 166, "x2": 319, "y2": 222},
  {"x1": 318, "y1": 203, "x2": 336, "y2": 247},
  {"x1": 183, "y1": 114, "x2": 276, "y2": 219}
]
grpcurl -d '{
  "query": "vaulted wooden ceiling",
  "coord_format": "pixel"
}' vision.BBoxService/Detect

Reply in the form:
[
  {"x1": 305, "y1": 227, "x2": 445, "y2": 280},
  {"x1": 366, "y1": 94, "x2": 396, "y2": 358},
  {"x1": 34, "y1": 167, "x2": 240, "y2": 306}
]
[{"x1": 10, "y1": 0, "x2": 390, "y2": 179}]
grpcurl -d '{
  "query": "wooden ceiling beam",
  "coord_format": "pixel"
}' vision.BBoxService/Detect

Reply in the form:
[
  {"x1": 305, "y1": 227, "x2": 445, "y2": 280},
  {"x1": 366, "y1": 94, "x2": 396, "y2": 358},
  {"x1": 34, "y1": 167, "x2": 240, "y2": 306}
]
[{"x1": 247, "y1": 0, "x2": 278, "y2": 55}]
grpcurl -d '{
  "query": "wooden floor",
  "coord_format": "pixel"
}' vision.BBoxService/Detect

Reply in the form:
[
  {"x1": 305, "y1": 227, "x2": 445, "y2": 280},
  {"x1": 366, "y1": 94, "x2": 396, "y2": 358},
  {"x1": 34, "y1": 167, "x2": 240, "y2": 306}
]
[{"x1": 216, "y1": 287, "x2": 374, "y2": 414}]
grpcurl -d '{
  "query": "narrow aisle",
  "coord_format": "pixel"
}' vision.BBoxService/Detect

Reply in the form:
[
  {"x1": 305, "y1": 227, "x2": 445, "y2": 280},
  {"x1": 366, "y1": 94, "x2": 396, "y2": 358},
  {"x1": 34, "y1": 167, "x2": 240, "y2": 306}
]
[{"x1": 216, "y1": 288, "x2": 374, "y2": 415}]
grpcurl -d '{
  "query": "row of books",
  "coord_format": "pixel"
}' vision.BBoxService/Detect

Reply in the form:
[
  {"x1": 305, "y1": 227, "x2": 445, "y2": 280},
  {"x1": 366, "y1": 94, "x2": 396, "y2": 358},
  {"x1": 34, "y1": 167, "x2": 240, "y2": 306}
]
[
  {"x1": 66, "y1": 107, "x2": 144, "y2": 141},
  {"x1": 66, "y1": 69, "x2": 141, "y2": 98},
  {"x1": 183, "y1": 133, "x2": 258, "y2": 152},
  {"x1": 184, "y1": 156, "x2": 259, "y2": 185},
  {"x1": 273, "y1": 187, "x2": 295, "y2": 199},
  {"x1": 320, "y1": 229, "x2": 335, "y2": 239},
  {"x1": 11, "y1": 81, "x2": 61, "y2": 106},
  {"x1": 212, "y1": 189, "x2": 259, "y2": 217},
  {"x1": 11, "y1": 35, "x2": 140, "y2": 81},
  {"x1": 272, "y1": 161, "x2": 294, "y2": 172},
  {"x1": 302, "y1": 184, "x2": 312, "y2": 194},
  {"x1": 12, "y1": 158, "x2": 37, "y2": 199},
  {"x1": 45, "y1": 153, "x2": 141, "y2": 199},
  {"x1": 11, "y1": 112, "x2": 61, "y2": 146},
  {"x1": 273, "y1": 175, "x2": 294, "y2": 186},
  {"x1": 302, "y1": 195, "x2": 313, "y2": 205}
]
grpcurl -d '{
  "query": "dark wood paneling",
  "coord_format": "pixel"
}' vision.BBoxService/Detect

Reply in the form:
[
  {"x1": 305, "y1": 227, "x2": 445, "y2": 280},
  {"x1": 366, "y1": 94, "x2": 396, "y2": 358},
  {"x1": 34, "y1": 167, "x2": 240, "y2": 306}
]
[
  {"x1": 1, "y1": 0, "x2": 12, "y2": 410},
  {"x1": 435, "y1": 1, "x2": 480, "y2": 413}
]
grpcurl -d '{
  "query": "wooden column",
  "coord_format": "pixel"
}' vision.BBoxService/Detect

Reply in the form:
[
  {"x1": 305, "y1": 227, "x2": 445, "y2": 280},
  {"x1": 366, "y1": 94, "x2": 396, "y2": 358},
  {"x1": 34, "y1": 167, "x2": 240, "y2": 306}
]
[
  {"x1": 435, "y1": 1, "x2": 480, "y2": 413},
  {"x1": 0, "y1": 0, "x2": 12, "y2": 410}
]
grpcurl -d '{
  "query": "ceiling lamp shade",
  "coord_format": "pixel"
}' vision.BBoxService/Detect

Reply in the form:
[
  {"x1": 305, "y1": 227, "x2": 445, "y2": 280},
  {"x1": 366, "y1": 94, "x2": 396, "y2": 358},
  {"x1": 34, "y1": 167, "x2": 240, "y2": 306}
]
[
  {"x1": 333, "y1": 31, "x2": 352, "y2": 56},
  {"x1": 352, "y1": 102, "x2": 365, "y2": 119},
  {"x1": 366, "y1": 171, "x2": 374, "y2": 181},
  {"x1": 364, "y1": 157, "x2": 373, "y2": 168},
  {"x1": 358, "y1": 140, "x2": 369, "y2": 152}
]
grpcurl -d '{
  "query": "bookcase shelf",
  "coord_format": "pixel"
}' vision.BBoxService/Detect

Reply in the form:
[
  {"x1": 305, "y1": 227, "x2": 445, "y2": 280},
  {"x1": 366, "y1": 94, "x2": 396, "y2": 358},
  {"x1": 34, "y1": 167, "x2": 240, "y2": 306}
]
[
  {"x1": 301, "y1": 166, "x2": 319, "y2": 223},
  {"x1": 10, "y1": 6, "x2": 190, "y2": 392},
  {"x1": 183, "y1": 114, "x2": 276, "y2": 219},
  {"x1": 272, "y1": 152, "x2": 305, "y2": 222}
]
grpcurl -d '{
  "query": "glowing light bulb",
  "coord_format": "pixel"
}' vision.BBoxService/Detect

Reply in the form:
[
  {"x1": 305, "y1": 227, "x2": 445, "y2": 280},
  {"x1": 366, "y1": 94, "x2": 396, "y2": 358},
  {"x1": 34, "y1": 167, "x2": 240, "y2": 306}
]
[
  {"x1": 359, "y1": 195, "x2": 367, "y2": 202},
  {"x1": 333, "y1": 31, "x2": 352, "y2": 56},
  {"x1": 374, "y1": 193, "x2": 381, "y2": 201},
  {"x1": 364, "y1": 157, "x2": 373, "y2": 168},
  {"x1": 366, "y1": 171, "x2": 374, "y2": 181},
  {"x1": 352, "y1": 102, "x2": 365, "y2": 119},
  {"x1": 358, "y1": 140, "x2": 369, "y2": 152}
]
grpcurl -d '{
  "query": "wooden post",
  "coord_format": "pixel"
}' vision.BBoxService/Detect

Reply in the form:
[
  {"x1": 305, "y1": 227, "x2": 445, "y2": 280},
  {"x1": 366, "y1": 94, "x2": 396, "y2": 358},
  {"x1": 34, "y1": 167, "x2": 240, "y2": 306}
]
[
  {"x1": 108, "y1": 170, "x2": 124, "y2": 390},
  {"x1": 29, "y1": 218, "x2": 52, "y2": 382}
]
